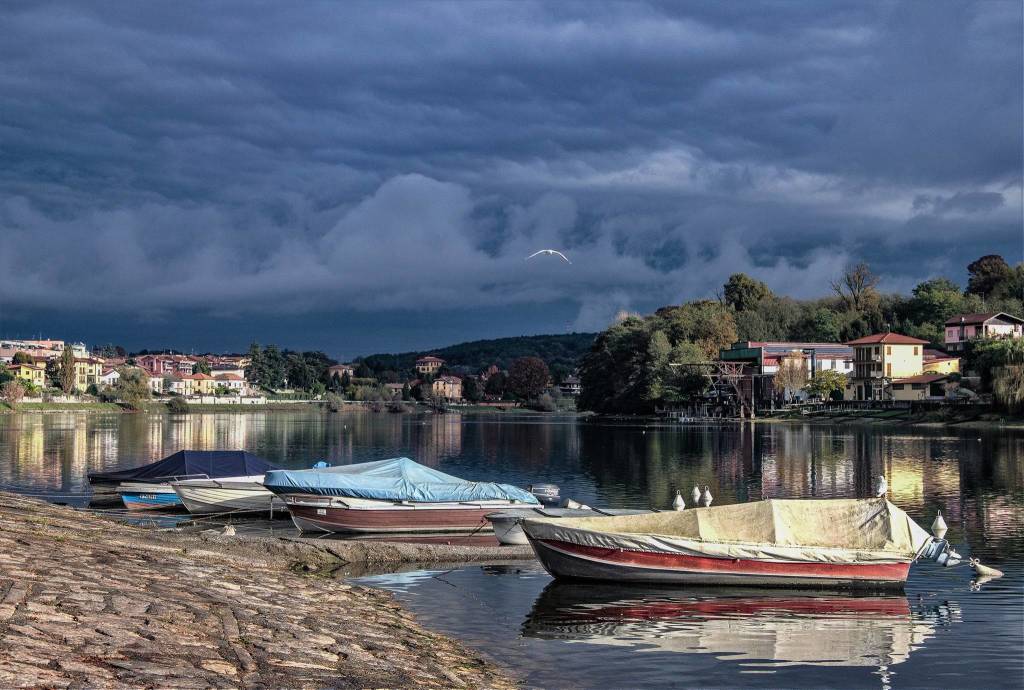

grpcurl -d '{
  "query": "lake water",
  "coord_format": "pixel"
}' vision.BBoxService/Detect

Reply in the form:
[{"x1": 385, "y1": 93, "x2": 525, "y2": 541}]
[{"x1": 1, "y1": 410, "x2": 1022, "y2": 688}]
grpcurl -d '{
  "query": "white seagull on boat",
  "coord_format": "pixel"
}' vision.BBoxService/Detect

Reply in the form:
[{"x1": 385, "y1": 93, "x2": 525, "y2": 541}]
[{"x1": 526, "y1": 249, "x2": 571, "y2": 263}]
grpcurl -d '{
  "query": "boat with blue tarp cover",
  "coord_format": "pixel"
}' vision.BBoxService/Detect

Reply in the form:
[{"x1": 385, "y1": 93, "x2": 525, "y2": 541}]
[
  {"x1": 264, "y1": 457, "x2": 540, "y2": 533},
  {"x1": 88, "y1": 450, "x2": 280, "y2": 510}
]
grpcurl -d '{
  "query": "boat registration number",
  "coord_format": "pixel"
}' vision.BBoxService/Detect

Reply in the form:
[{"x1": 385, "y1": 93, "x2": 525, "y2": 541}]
[{"x1": 316, "y1": 508, "x2": 327, "y2": 515}]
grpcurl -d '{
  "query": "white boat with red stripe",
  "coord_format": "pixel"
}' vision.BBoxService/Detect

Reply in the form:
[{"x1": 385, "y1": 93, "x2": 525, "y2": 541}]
[{"x1": 521, "y1": 498, "x2": 959, "y2": 589}]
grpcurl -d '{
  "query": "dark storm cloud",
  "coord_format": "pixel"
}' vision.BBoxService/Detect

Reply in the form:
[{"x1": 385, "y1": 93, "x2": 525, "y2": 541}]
[{"x1": 0, "y1": 1, "x2": 1021, "y2": 350}]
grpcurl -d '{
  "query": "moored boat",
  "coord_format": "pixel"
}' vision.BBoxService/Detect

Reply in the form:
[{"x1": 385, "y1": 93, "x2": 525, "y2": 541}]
[
  {"x1": 171, "y1": 475, "x2": 286, "y2": 515},
  {"x1": 264, "y1": 457, "x2": 540, "y2": 534},
  {"x1": 487, "y1": 508, "x2": 654, "y2": 546},
  {"x1": 521, "y1": 498, "x2": 959, "y2": 588},
  {"x1": 117, "y1": 482, "x2": 181, "y2": 511},
  {"x1": 89, "y1": 450, "x2": 279, "y2": 511}
]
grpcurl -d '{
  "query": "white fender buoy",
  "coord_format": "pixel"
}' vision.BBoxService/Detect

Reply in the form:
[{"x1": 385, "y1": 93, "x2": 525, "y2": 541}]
[
  {"x1": 931, "y1": 510, "x2": 948, "y2": 539},
  {"x1": 673, "y1": 491, "x2": 686, "y2": 511},
  {"x1": 969, "y1": 558, "x2": 1003, "y2": 578},
  {"x1": 701, "y1": 485, "x2": 713, "y2": 507},
  {"x1": 691, "y1": 486, "x2": 701, "y2": 505},
  {"x1": 874, "y1": 474, "x2": 888, "y2": 497}
]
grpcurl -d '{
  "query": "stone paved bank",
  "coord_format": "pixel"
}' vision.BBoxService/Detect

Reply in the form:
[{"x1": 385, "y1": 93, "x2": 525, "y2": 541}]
[{"x1": 0, "y1": 494, "x2": 517, "y2": 688}]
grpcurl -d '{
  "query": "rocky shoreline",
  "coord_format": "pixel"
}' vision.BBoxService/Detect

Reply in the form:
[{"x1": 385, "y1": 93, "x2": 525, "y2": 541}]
[{"x1": 0, "y1": 493, "x2": 520, "y2": 688}]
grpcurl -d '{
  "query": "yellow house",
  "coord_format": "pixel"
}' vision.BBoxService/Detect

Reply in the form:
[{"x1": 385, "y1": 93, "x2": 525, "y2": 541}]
[
  {"x1": 415, "y1": 356, "x2": 445, "y2": 375},
  {"x1": 10, "y1": 362, "x2": 46, "y2": 388},
  {"x1": 891, "y1": 374, "x2": 950, "y2": 401},
  {"x1": 191, "y1": 373, "x2": 217, "y2": 395},
  {"x1": 846, "y1": 333, "x2": 929, "y2": 401},
  {"x1": 431, "y1": 375, "x2": 462, "y2": 401},
  {"x1": 72, "y1": 358, "x2": 104, "y2": 391}
]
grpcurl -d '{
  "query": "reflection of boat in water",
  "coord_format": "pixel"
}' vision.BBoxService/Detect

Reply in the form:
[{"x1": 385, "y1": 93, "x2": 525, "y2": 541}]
[{"x1": 523, "y1": 581, "x2": 942, "y2": 668}]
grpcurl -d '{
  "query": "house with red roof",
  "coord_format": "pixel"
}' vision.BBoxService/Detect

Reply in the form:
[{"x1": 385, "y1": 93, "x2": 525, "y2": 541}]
[
  {"x1": 846, "y1": 332, "x2": 930, "y2": 401},
  {"x1": 415, "y1": 355, "x2": 445, "y2": 375},
  {"x1": 943, "y1": 312, "x2": 1024, "y2": 352}
]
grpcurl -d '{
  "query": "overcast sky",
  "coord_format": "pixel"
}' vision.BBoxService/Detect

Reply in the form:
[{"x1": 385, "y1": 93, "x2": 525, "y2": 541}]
[{"x1": 1, "y1": 1, "x2": 1021, "y2": 358}]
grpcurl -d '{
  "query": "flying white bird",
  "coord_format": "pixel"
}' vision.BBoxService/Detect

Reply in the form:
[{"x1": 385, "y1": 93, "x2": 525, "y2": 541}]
[{"x1": 526, "y1": 249, "x2": 571, "y2": 263}]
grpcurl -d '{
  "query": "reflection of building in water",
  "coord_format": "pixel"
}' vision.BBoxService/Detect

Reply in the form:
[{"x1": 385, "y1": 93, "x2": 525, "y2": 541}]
[{"x1": 411, "y1": 415, "x2": 463, "y2": 467}]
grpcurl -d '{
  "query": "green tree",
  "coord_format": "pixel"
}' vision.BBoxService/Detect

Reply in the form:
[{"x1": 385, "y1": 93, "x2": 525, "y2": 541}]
[
  {"x1": 643, "y1": 330, "x2": 672, "y2": 403},
  {"x1": 723, "y1": 273, "x2": 773, "y2": 312},
  {"x1": 804, "y1": 370, "x2": 847, "y2": 400},
  {"x1": 167, "y1": 396, "x2": 189, "y2": 413},
  {"x1": 653, "y1": 300, "x2": 738, "y2": 358},
  {"x1": 462, "y1": 376, "x2": 483, "y2": 402},
  {"x1": 484, "y1": 371, "x2": 507, "y2": 398},
  {"x1": 11, "y1": 351, "x2": 33, "y2": 365},
  {"x1": 966, "y1": 254, "x2": 1012, "y2": 298},
  {"x1": 44, "y1": 359, "x2": 60, "y2": 387},
  {"x1": 58, "y1": 347, "x2": 76, "y2": 394},
  {"x1": 114, "y1": 367, "x2": 152, "y2": 411},
  {"x1": 507, "y1": 357, "x2": 550, "y2": 401},
  {"x1": 0, "y1": 364, "x2": 12, "y2": 386},
  {"x1": 194, "y1": 359, "x2": 212, "y2": 375}
]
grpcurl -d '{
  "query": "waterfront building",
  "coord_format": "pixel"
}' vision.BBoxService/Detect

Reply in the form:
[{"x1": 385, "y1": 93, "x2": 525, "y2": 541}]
[
  {"x1": 846, "y1": 333, "x2": 929, "y2": 401},
  {"x1": 191, "y1": 373, "x2": 217, "y2": 395},
  {"x1": 890, "y1": 373, "x2": 952, "y2": 401},
  {"x1": 214, "y1": 373, "x2": 246, "y2": 393},
  {"x1": 944, "y1": 312, "x2": 1024, "y2": 352},
  {"x1": 559, "y1": 375, "x2": 582, "y2": 397},
  {"x1": 415, "y1": 356, "x2": 445, "y2": 375},
  {"x1": 718, "y1": 341, "x2": 854, "y2": 407},
  {"x1": 10, "y1": 361, "x2": 46, "y2": 388},
  {"x1": 98, "y1": 368, "x2": 121, "y2": 386},
  {"x1": 431, "y1": 375, "x2": 462, "y2": 401}
]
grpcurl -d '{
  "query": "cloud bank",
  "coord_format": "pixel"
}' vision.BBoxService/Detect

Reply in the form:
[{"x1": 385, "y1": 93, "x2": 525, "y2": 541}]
[{"x1": 0, "y1": 1, "x2": 1020, "y2": 351}]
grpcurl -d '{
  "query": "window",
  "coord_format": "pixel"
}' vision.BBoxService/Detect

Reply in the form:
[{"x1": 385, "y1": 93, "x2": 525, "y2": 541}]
[
  {"x1": 886, "y1": 364, "x2": 891, "y2": 377},
  {"x1": 911, "y1": 383, "x2": 926, "y2": 390},
  {"x1": 892, "y1": 384, "x2": 905, "y2": 390},
  {"x1": 886, "y1": 346, "x2": 891, "y2": 356},
  {"x1": 913, "y1": 346, "x2": 919, "y2": 356}
]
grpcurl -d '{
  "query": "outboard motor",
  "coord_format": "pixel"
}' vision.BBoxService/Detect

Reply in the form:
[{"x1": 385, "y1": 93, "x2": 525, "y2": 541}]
[
  {"x1": 921, "y1": 538, "x2": 962, "y2": 567},
  {"x1": 528, "y1": 483, "x2": 561, "y2": 507}
]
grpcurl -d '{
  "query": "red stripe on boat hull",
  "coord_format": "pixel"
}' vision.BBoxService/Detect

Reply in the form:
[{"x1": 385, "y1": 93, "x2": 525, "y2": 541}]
[
  {"x1": 531, "y1": 538, "x2": 911, "y2": 588},
  {"x1": 288, "y1": 504, "x2": 496, "y2": 534}
]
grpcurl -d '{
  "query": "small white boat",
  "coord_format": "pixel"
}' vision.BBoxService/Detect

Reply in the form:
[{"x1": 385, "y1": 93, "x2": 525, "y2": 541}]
[
  {"x1": 171, "y1": 475, "x2": 286, "y2": 515},
  {"x1": 486, "y1": 508, "x2": 653, "y2": 545}
]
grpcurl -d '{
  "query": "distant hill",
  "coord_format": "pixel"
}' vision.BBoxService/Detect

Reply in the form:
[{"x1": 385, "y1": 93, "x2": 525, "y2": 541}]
[{"x1": 357, "y1": 332, "x2": 597, "y2": 376}]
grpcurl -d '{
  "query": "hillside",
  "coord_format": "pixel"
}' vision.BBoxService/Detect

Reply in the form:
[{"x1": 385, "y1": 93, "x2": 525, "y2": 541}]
[{"x1": 358, "y1": 332, "x2": 597, "y2": 376}]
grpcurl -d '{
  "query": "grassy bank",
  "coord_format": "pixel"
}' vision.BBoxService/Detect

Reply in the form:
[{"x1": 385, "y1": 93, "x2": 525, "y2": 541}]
[{"x1": 0, "y1": 401, "x2": 124, "y2": 413}]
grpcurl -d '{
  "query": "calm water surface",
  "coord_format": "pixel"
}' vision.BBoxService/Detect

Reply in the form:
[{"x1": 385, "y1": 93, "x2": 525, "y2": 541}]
[{"x1": 0, "y1": 410, "x2": 1021, "y2": 688}]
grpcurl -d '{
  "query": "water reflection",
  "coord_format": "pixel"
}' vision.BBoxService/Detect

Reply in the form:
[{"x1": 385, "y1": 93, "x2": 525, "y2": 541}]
[
  {"x1": 0, "y1": 412, "x2": 1021, "y2": 559},
  {"x1": 522, "y1": 582, "x2": 958, "y2": 670}
]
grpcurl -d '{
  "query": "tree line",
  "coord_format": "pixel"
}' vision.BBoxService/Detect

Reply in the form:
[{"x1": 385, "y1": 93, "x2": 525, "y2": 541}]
[{"x1": 579, "y1": 254, "x2": 1024, "y2": 414}]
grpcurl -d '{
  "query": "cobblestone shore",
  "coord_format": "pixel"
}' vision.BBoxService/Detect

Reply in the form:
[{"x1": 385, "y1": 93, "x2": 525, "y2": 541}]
[{"x1": 0, "y1": 493, "x2": 516, "y2": 688}]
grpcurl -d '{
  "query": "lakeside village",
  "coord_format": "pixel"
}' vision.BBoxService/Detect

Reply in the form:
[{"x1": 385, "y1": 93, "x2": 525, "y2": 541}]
[
  {"x1": 0, "y1": 254, "x2": 1021, "y2": 419},
  {"x1": 1, "y1": 309, "x2": 1022, "y2": 418}
]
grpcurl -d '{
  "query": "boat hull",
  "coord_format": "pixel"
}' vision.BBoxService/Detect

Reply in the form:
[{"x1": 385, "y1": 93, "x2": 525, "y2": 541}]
[
  {"x1": 285, "y1": 498, "x2": 502, "y2": 534},
  {"x1": 172, "y1": 482, "x2": 286, "y2": 515},
  {"x1": 528, "y1": 537, "x2": 912, "y2": 589},
  {"x1": 119, "y1": 484, "x2": 183, "y2": 511}
]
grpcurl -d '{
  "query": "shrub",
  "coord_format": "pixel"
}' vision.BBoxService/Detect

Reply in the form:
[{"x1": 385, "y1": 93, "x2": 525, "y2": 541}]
[{"x1": 167, "y1": 396, "x2": 189, "y2": 414}]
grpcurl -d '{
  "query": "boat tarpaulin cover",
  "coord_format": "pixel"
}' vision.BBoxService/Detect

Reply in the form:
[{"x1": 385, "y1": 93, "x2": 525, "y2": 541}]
[
  {"x1": 89, "y1": 451, "x2": 279, "y2": 484},
  {"x1": 522, "y1": 498, "x2": 933, "y2": 564},
  {"x1": 263, "y1": 457, "x2": 540, "y2": 504}
]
